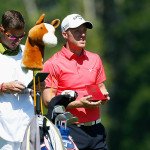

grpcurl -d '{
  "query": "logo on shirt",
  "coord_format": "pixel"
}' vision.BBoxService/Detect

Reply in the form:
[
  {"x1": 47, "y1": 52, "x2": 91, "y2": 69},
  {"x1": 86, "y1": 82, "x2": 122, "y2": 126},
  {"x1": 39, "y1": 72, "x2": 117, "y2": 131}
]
[{"x1": 88, "y1": 69, "x2": 93, "y2": 72}]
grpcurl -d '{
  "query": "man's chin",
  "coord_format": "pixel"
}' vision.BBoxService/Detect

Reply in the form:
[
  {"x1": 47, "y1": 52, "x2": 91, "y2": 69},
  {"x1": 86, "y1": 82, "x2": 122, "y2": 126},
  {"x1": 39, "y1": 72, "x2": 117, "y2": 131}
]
[
  {"x1": 78, "y1": 42, "x2": 86, "y2": 48},
  {"x1": 79, "y1": 45, "x2": 85, "y2": 49},
  {"x1": 10, "y1": 44, "x2": 18, "y2": 50}
]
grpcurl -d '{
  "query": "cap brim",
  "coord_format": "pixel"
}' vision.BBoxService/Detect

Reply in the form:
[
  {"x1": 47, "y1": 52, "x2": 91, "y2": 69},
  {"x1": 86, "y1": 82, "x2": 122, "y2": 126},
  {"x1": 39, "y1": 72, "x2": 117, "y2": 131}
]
[{"x1": 84, "y1": 22, "x2": 93, "y2": 29}]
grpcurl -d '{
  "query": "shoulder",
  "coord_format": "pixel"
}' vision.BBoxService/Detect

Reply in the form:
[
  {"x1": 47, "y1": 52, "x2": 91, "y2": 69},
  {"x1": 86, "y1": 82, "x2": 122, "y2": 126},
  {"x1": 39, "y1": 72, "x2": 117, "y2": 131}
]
[
  {"x1": 84, "y1": 50, "x2": 101, "y2": 59},
  {"x1": 84, "y1": 50, "x2": 104, "y2": 67},
  {"x1": 43, "y1": 51, "x2": 60, "y2": 70},
  {"x1": 44, "y1": 49, "x2": 63, "y2": 64}
]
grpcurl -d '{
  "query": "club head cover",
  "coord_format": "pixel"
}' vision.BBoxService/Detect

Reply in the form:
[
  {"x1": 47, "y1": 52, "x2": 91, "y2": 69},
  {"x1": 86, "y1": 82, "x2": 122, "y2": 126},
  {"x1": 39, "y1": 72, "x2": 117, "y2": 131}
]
[{"x1": 46, "y1": 94, "x2": 77, "y2": 121}]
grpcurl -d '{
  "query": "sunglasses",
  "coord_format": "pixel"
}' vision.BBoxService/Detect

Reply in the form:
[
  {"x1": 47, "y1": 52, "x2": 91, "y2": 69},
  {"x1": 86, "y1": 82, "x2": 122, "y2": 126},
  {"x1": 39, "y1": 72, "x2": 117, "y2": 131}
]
[{"x1": 5, "y1": 32, "x2": 25, "y2": 41}]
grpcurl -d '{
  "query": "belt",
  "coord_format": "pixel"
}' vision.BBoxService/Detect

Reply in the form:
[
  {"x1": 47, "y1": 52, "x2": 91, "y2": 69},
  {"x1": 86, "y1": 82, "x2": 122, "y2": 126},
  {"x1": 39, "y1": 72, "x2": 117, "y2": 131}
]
[{"x1": 77, "y1": 119, "x2": 101, "y2": 127}]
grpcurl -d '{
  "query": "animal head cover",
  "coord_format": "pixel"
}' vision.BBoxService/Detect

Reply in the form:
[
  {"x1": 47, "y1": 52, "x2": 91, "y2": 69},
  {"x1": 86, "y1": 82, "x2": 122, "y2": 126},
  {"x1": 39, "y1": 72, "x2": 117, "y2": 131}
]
[{"x1": 22, "y1": 14, "x2": 60, "y2": 70}]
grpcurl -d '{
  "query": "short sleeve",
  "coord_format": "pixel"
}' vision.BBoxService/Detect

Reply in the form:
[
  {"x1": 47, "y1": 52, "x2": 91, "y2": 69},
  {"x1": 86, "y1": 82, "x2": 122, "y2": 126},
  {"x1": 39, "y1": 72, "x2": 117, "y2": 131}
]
[
  {"x1": 95, "y1": 55, "x2": 106, "y2": 84},
  {"x1": 42, "y1": 60, "x2": 60, "y2": 89}
]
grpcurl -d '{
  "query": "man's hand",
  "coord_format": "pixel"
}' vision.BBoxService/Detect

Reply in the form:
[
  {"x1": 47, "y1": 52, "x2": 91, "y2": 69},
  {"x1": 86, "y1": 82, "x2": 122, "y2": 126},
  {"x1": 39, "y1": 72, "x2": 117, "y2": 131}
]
[
  {"x1": 67, "y1": 95, "x2": 102, "y2": 109},
  {"x1": 98, "y1": 83, "x2": 110, "y2": 104},
  {"x1": 81, "y1": 95, "x2": 102, "y2": 108},
  {"x1": 2, "y1": 80, "x2": 26, "y2": 93}
]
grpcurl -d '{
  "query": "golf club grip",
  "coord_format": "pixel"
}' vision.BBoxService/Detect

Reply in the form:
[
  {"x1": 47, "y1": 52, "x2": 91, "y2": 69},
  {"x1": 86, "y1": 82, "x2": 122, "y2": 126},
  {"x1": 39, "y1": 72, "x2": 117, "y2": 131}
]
[{"x1": 36, "y1": 92, "x2": 41, "y2": 114}]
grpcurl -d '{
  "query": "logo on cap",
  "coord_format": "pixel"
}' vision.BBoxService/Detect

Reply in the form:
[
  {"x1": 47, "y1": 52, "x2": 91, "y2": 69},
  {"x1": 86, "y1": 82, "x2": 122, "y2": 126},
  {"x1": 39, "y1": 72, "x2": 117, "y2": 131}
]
[{"x1": 73, "y1": 15, "x2": 83, "y2": 20}]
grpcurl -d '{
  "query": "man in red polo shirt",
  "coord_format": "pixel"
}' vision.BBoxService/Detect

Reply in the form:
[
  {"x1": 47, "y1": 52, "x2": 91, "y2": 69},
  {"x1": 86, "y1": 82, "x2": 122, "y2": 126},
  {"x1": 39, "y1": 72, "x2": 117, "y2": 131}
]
[{"x1": 42, "y1": 13, "x2": 110, "y2": 150}]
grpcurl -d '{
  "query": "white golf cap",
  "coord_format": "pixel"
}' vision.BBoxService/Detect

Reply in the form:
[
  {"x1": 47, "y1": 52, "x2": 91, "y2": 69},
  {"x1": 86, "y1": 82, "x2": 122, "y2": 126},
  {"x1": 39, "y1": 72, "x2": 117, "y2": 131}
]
[{"x1": 61, "y1": 14, "x2": 93, "y2": 32}]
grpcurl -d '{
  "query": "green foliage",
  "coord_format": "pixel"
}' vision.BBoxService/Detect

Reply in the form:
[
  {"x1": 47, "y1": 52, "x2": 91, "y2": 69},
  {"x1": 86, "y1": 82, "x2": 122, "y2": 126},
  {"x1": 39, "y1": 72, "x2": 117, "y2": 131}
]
[
  {"x1": 1, "y1": 0, "x2": 150, "y2": 149},
  {"x1": 101, "y1": 0, "x2": 150, "y2": 149}
]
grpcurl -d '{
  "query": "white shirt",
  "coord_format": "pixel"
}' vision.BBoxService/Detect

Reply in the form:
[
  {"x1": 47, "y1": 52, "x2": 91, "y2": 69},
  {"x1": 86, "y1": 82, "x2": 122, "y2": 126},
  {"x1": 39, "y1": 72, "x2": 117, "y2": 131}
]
[{"x1": 0, "y1": 45, "x2": 34, "y2": 142}]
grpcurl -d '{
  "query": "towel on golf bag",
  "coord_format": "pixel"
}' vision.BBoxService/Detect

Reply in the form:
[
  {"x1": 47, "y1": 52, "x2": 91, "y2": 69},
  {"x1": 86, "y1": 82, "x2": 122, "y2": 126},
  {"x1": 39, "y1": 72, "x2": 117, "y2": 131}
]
[
  {"x1": 58, "y1": 125, "x2": 79, "y2": 150},
  {"x1": 20, "y1": 115, "x2": 65, "y2": 150}
]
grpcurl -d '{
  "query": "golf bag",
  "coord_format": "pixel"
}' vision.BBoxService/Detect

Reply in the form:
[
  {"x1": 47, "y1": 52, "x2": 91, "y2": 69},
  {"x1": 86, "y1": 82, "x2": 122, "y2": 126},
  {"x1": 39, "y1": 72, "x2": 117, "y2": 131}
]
[{"x1": 21, "y1": 91, "x2": 78, "y2": 150}]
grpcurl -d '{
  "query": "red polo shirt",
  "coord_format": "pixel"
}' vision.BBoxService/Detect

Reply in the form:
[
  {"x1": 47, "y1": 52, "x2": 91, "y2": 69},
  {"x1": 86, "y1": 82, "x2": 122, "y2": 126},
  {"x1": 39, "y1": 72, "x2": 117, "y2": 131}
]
[{"x1": 43, "y1": 46, "x2": 106, "y2": 123}]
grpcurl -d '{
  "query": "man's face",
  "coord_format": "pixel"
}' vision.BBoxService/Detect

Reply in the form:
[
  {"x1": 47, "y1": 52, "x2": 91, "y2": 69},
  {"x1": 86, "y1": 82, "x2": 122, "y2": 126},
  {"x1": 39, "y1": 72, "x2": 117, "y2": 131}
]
[
  {"x1": 0, "y1": 27, "x2": 25, "y2": 50},
  {"x1": 63, "y1": 24, "x2": 87, "y2": 50}
]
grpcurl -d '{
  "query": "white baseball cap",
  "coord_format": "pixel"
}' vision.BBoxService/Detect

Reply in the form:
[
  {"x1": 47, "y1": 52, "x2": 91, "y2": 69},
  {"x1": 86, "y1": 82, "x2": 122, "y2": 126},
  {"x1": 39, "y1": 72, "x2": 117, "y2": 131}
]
[{"x1": 61, "y1": 14, "x2": 93, "y2": 32}]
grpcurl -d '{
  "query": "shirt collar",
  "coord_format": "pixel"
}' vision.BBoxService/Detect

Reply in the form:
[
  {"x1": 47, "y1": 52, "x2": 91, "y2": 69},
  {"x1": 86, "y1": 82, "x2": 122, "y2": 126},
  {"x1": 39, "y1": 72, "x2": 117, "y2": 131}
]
[
  {"x1": 0, "y1": 43, "x2": 20, "y2": 56},
  {"x1": 61, "y1": 45, "x2": 86, "y2": 60}
]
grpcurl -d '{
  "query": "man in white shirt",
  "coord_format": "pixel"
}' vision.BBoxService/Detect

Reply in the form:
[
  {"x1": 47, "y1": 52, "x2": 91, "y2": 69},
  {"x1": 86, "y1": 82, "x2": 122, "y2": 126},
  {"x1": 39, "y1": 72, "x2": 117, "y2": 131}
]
[{"x1": 0, "y1": 10, "x2": 34, "y2": 150}]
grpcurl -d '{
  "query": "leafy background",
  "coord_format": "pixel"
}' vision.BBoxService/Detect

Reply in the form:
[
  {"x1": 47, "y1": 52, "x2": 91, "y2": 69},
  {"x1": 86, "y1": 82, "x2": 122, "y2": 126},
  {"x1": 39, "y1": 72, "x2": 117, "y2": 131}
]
[{"x1": 1, "y1": 0, "x2": 150, "y2": 149}]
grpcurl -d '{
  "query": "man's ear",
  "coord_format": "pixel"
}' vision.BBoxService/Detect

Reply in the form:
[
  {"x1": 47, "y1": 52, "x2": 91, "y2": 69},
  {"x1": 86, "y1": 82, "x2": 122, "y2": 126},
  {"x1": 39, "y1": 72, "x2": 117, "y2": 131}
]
[{"x1": 62, "y1": 32, "x2": 68, "y2": 39}]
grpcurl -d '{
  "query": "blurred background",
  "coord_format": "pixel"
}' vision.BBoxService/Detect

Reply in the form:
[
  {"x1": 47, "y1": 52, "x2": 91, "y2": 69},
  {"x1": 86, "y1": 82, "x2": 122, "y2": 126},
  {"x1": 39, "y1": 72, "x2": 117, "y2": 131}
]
[{"x1": 1, "y1": 0, "x2": 150, "y2": 149}]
